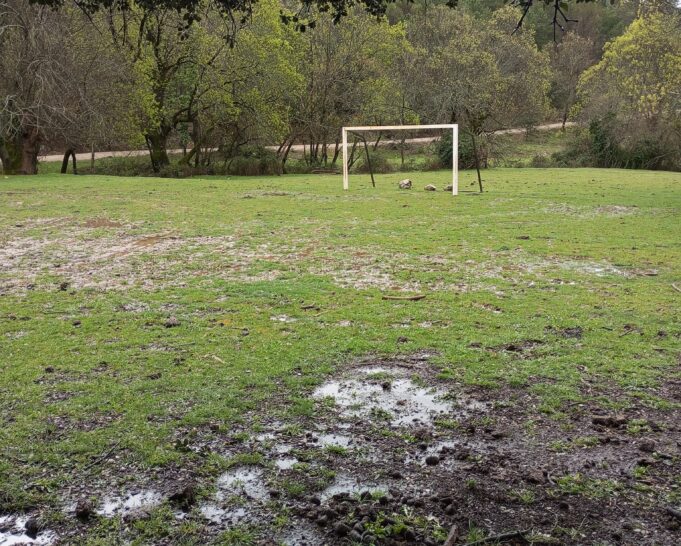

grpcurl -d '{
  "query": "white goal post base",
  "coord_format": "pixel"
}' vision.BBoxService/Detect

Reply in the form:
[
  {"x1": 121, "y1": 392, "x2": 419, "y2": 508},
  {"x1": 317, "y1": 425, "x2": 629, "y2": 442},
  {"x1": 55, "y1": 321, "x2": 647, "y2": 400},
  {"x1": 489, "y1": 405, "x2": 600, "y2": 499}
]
[{"x1": 341, "y1": 124, "x2": 458, "y2": 196}]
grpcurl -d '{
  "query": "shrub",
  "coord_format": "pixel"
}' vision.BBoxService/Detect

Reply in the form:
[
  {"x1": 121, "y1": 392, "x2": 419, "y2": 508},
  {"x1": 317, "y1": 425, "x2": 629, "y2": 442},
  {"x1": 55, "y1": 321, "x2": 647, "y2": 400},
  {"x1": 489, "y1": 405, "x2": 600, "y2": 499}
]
[
  {"x1": 555, "y1": 115, "x2": 680, "y2": 171},
  {"x1": 354, "y1": 152, "x2": 393, "y2": 174},
  {"x1": 437, "y1": 132, "x2": 485, "y2": 169},
  {"x1": 226, "y1": 146, "x2": 281, "y2": 176}
]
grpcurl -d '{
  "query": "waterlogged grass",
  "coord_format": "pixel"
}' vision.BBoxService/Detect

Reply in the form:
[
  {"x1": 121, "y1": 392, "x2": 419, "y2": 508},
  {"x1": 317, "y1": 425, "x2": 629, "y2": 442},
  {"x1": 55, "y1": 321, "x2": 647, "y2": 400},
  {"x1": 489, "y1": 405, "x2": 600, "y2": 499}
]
[{"x1": 0, "y1": 168, "x2": 680, "y2": 539}]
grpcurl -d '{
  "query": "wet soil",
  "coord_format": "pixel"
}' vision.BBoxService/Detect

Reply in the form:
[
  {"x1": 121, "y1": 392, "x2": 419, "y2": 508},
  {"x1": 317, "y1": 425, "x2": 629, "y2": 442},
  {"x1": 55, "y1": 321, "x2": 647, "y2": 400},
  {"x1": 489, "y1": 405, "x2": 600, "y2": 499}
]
[{"x1": 4, "y1": 353, "x2": 680, "y2": 545}]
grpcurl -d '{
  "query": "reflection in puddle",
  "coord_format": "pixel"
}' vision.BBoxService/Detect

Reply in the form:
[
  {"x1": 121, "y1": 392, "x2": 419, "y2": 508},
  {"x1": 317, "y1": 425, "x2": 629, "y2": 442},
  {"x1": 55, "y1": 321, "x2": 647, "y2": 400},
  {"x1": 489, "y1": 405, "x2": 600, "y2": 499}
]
[
  {"x1": 320, "y1": 474, "x2": 387, "y2": 501},
  {"x1": 313, "y1": 367, "x2": 456, "y2": 427},
  {"x1": 97, "y1": 490, "x2": 163, "y2": 517},
  {"x1": 0, "y1": 515, "x2": 56, "y2": 545},
  {"x1": 216, "y1": 467, "x2": 268, "y2": 501}
]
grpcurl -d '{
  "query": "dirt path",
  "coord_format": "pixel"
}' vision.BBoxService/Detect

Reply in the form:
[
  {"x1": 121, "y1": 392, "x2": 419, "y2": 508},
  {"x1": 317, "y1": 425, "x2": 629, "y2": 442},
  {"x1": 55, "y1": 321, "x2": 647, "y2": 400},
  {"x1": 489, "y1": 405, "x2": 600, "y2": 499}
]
[{"x1": 38, "y1": 122, "x2": 575, "y2": 164}]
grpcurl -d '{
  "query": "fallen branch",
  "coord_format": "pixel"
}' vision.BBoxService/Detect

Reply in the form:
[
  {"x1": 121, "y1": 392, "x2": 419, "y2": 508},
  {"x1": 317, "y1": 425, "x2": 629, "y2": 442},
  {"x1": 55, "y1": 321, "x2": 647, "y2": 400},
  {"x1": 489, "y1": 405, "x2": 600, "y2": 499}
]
[
  {"x1": 462, "y1": 529, "x2": 529, "y2": 546},
  {"x1": 83, "y1": 440, "x2": 122, "y2": 471},
  {"x1": 381, "y1": 294, "x2": 426, "y2": 301},
  {"x1": 672, "y1": 283, "x2": 681, "y2": 294},
  {"x1": 665, "y1": 506, "x2": 681, "y2": 520}
]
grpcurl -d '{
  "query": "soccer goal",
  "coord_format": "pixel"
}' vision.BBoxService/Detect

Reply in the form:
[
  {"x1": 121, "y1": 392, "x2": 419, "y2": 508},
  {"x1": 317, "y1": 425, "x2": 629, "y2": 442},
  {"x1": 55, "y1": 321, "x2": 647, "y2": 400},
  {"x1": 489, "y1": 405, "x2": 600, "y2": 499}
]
[{"x1": 341, "y1": 124, "x2": 459, "y2": 196}]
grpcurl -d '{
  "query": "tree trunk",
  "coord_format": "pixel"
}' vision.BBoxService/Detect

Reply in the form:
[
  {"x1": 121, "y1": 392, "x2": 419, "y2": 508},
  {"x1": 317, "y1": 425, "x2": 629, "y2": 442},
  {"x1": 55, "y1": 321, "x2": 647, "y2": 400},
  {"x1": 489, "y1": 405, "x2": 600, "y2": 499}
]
[
  {"x1": 362, "y1": 137, "x2": 375, "y2": 188},
  {"x1": 0, "y1": 139, "x2": 22, "y2": 175},
  {"x1": 61, "y1": 149, "x2": 78, "y2": 174},
  {"x1": 20, "y1": 129, "x2": 41, "y2": 174},
  {"x1": 145, "y1": 131, "x2": 170, "y2": 172},
  {"x1": 331, "y1": 137, "x2": 340, "y2": 165},
  {"x1": 470, "y1": 132, "x2": 483, "y2": 193},
  {"x1": 372, "y1": 131, "x2": 382, "y2": 151},
  {"x1": 281, "y1": 141, "x2": 294, "y2": 173},
  {"x1": 1, "y1": 131, "x2": 40, "y2": 175}
]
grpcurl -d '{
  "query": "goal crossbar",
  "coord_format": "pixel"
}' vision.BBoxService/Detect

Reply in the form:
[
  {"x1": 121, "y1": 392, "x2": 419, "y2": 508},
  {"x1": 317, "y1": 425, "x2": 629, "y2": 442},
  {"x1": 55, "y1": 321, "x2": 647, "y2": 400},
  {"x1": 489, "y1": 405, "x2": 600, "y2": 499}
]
[{"x1": 341, "y1": 124, "x2": 458, "y2": 195}]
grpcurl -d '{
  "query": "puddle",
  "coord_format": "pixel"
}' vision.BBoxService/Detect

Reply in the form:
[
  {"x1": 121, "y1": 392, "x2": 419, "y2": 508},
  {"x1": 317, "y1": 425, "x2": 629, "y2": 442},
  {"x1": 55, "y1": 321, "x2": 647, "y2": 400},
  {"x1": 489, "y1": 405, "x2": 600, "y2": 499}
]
[
  {"x1": 0, "y1": 515, "x2": 56, "y2": 545},
  {"x1": 199, "y1": 503, "x2": 247, "y2": 525},
  {"x1": 216, "y1": 467, "x2": 268, "y2": 501},
  {"x1": 313, "y1": 434, "x2": 352, "y2": 448},
  {"x1": 313, "y1": 367, "x2": 455, "y2": 427},
  {"x1": 275, "y1": 457, "x2": 299, "y2": 470},
  {"x1": 274, "y1": 443, "x2": 293, "y2": 454},
  {"x1": 320, "y1": 474, "x2": 388, "y2": 501},
  {"x1": 97, "y1": 490, "x2": 164, "y2": 517}
]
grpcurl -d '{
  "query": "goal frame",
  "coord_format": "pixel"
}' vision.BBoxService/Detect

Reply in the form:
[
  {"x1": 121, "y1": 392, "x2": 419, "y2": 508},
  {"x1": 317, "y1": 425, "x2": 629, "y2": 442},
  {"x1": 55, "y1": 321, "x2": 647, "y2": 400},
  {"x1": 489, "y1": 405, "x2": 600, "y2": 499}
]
[{"x1": 342, "y1": 124, "x2": 458, "y2": 196}]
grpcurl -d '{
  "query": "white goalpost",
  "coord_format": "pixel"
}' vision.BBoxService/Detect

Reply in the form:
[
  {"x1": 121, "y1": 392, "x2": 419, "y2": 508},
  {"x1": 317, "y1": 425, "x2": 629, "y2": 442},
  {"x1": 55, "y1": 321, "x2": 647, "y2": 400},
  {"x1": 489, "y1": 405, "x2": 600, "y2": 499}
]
[{"x1": 342, "y1": 124, "x2": 459, "y2": 196}]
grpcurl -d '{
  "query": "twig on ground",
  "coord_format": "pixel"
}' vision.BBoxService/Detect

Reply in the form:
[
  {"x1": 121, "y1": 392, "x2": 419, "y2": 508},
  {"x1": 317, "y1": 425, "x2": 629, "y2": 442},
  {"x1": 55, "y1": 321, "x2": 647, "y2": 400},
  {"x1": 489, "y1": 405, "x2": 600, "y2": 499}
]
[
  {"x1": 462, "y1": 529, "x2": 529, "y2": 546},
  {"x1": 83, "y1": 440, "x2": 122, "y2": 471},
  {"x1": 671, "y1": 283, "x2": 681, "y2": 294},
  {"x1": 204, "y1": 354, "x2": 225, "y2": 364},
  {"x1": 444, "y1": 525, "x2": 459, "y2": 546},
  {"x1": 381, "y1": 294, "x2": 426, "y2": 301}
]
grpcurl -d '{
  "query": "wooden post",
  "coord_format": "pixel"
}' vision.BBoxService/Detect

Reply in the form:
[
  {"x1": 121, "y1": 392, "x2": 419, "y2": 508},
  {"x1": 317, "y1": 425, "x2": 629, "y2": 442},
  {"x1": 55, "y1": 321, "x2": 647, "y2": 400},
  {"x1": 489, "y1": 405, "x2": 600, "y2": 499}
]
[{"x1": 342, "y1": 128, "x2": 348, "y2": 190}]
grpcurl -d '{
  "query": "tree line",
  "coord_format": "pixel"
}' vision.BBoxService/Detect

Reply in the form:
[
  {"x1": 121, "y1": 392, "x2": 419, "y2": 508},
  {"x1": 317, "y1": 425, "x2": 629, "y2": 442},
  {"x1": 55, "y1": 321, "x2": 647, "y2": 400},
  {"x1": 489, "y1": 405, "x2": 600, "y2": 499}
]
[{"x1": 0, "y1": 0, "x2": 679, "y2": 175}]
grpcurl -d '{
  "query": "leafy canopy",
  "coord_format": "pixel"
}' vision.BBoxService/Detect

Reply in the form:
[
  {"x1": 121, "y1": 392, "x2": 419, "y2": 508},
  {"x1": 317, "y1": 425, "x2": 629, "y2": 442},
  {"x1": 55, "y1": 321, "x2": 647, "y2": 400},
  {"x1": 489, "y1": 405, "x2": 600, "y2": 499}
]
[{"x1": 30, "y1": 0, "x2": 598, "y2": 32}]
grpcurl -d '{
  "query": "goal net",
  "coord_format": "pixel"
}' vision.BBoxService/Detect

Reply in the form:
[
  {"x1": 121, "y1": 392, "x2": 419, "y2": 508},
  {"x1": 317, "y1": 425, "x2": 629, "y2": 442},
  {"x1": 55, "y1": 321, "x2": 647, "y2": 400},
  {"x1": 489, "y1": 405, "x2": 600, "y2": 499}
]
[{"x1": 341, "y1": 124, "x2": 459, "y2": 195}]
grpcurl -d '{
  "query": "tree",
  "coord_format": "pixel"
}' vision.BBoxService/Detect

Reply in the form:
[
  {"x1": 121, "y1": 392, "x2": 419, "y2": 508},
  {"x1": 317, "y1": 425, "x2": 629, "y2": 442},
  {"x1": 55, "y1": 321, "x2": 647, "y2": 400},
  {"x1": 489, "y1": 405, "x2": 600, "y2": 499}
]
[
  {"x1": 547, "y1": 32, "x2": 596, "y2": 129},
  {"x1": 0, "y1": 1, "x2": 75, "y2": 174},
  {"x1": 410, "y1": 5, "x2": 551, "y2": 190},
  {"x1": 0, "y1": 0, "x2": 130, "y2": 174},
  {"x1": 575, "y1": 11, "x2": 681, "y2": 169},
  {"x1": 33, "y1": 0, "x2": 604, "y2": 40},
  {"x1": 281, "y1": 8, "x2": 409, "y2": 169}
]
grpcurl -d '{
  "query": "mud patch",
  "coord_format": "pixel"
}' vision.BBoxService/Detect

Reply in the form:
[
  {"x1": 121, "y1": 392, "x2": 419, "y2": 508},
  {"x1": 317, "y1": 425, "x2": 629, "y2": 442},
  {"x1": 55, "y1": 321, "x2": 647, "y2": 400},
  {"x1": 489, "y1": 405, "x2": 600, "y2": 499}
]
[
  {"x1": 320, "y1": 474, "x2": 388, "y2": 501},
  {"x1": 96, "y1": 490, "x2": 164, "y2": 517},
  {"x1": 0, "y1": 515, "x2": 56, "y2": 545},
  {"x1": 82, "y1": 218, "x2": 123, "y2": 229},
  {"x1": 215, "y1": 467, "x2": 269, "y2": 502},
  {"x1": 312, "y1": 365, "x2": 472, "y2": 427},
  {"x1": 30, "y1": 353, "x2": 681, "y2": 544}
]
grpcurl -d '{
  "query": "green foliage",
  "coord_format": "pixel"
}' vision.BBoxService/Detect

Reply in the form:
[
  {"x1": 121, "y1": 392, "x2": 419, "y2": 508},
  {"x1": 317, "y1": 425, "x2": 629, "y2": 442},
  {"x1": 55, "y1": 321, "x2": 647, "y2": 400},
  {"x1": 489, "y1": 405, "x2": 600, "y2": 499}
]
[
  {"x1": 555, "y1": 114, "x2": 680, "y2": 171},
  {"x1": 574, "y1": 12, "x2": 681, "y2": 171},
  {"x1": 436, "y1": 132, "x2": 483, "y2": 170},
  {"x1": 226, "y1": 147, "x2": 282, "y2": 176},
  {"x1": 355, "y1": 152, "x2": 394, "y2": 174}
]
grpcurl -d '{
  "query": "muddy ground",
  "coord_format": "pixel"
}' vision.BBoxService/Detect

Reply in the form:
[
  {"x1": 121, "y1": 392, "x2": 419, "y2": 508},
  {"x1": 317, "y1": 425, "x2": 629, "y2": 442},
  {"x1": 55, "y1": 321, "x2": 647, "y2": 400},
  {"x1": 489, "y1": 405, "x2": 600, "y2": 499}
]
[{"x1": 3, "y1": 352, "x2": 679, "y2": 545}]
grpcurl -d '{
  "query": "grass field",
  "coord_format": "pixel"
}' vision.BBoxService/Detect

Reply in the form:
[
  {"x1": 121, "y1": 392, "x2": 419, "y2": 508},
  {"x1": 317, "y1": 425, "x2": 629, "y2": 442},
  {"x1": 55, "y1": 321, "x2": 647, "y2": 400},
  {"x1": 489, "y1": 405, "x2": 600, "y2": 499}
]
[{"x1": 1, "y1": 168, "x2": 680, "y2": 545}]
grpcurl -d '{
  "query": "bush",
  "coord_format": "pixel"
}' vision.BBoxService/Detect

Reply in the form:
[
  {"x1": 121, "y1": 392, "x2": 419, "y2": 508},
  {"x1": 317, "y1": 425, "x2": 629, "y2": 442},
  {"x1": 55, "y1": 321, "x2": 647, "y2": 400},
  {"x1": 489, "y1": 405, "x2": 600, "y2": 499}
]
[
  {"x1": 437, "y1": 132, "x2": 485, "y2": 169},
  {"x1": 354, "y1": 152, "x2": 393, "y2": 174},
  {"x1": 226, "y1": 146, "x2": 282, "y2": 176},
  {"x1": 555, "y1": 115, "x2": 680, "y2": 171}
]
